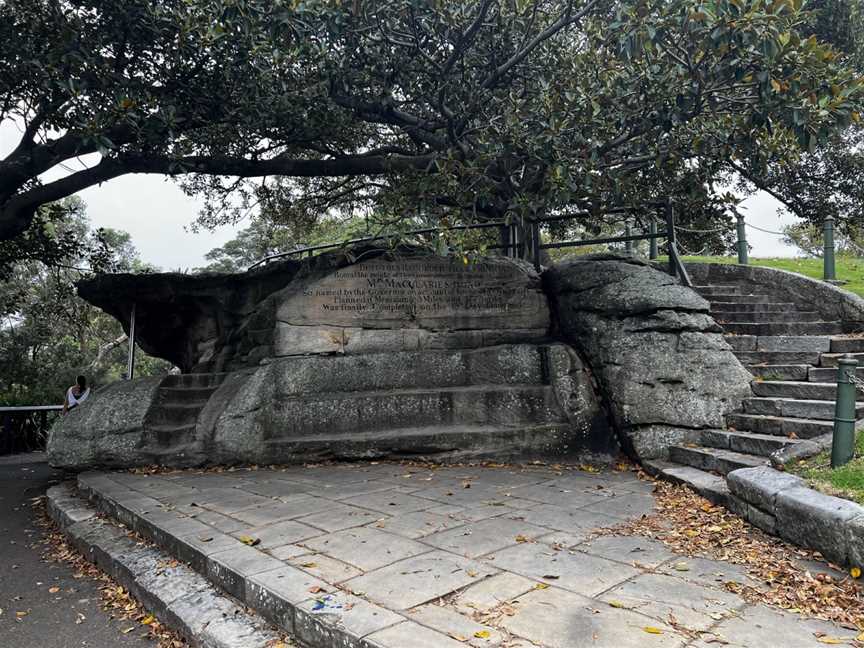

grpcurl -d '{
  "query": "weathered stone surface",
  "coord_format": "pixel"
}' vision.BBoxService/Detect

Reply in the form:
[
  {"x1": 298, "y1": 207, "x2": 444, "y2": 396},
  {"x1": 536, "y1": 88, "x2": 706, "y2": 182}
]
[
  {"x1": 775, "y1": 486, "x2": 864, "y2": 565},
  {"x1": 545, "y1": 254, "x2": 753, "y2": 460},
  {"x1": 726, "y1": 466, "x2": 805, "y2": 514},
  {"x1": 47, "y1": 376, "x2": 163, "y2": 469},
  {"x1": 208, "y1": 343, "x2": 613, "y2": 465}
]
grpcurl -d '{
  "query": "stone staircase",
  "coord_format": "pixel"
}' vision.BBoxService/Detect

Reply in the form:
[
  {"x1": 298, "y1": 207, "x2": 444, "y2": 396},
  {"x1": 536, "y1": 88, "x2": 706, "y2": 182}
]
[
  {"x1": 648, "y1": 281, "x2": 864, "y2": 503},
  {"x1": 208, "y1": 342, "x2": 612, "y2": 464},
  {"x1": 142, "y1": 372, "x2": 228, "y2": 456}
]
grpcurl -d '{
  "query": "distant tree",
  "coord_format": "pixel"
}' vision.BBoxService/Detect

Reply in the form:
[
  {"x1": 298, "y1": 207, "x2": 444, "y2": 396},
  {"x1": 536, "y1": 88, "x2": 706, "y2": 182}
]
[
  {"x1": 1, "y1": 0, "x2": 861, "y2": 248},
  {"x1": 0, "y1": 199, "x2": 170, "y2": 406},
  {"x1": 730, "y1": 0, "x2": 864, "y2": 240}
]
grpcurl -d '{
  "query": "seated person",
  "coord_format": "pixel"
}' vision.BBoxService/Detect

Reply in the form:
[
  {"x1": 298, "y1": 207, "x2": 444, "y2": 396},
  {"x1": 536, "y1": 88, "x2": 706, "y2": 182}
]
[{"x1": 63, "y1": 375, "x2": 91, "y2": 413}]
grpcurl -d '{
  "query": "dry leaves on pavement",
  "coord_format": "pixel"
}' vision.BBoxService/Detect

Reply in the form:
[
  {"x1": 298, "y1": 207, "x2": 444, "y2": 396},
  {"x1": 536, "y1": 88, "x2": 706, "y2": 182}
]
[{"x1": 603, "y1": 479, "x2": 864, "y2": 630}]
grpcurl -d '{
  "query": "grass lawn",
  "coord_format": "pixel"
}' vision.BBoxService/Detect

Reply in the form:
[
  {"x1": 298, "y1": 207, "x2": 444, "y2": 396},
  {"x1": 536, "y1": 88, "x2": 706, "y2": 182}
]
[
  {"x1": 789, "y1": 431, "x2": 864, "y2": 505},
  {"x1": 678, "y1": 255, "x2": 864, "y2": 298}
]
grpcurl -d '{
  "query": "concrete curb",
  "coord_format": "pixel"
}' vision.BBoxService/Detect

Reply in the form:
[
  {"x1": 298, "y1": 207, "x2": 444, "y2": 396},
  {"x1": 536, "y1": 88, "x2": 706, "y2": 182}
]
[
  {"x1": 73, "y1": 474, "x2": 431, "y2": 648},
  {"x1": 46, "y1": 483, "x2": 284, "y2": 648},
  {"x1": 727, "y1": 466, "x2": 864, "y2": 568}
]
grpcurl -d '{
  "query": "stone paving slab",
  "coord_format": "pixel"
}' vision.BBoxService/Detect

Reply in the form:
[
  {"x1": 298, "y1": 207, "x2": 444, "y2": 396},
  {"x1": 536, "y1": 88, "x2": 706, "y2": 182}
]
[{"x1": 73, "y1": 463, "x2": 859, "y2": 648}]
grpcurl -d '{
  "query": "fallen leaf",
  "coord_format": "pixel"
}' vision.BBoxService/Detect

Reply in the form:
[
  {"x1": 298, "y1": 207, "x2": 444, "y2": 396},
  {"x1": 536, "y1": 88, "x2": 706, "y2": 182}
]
[
  {"x1": 850, "y1": 567, "x2": 861, "y2": 579},
  {"x1": 140, "y1": 614, "x2": 155, "y2": 625},
  {"x1": 515, "y1": 535, "x2": 529, "y2": 543},
  {"x1": 308, "y1": 586, "x2": 325, "y2": 594},
  {"x1": 608, "y1": 600, "x2": 630, "y2": 609},
  {"x1": 474, "y1": 630, "x2": 491, "y2": 639},
  {"x1": 643, "y1": 627, "x2": 664, "y2": 635},
  {"x1": 673, "y1": 562, "x2": 690, "y2": 572},
  {"x1": 197, "y1": 536, "x2": 213, "y2": 543},
  {"x1": 300, "y1": 562, "x2": 317, "y2": 568},
  {"x1": 534, "y1": 583, "x2": 549, "y2": 590},
  {"x1": 48, "y1": 586, "x2": 60, "y2": 594},
  {"x1": 816, "y1": 638, "x2": 845, "y2": 645},
  {"x1": 238, "y1": 535, "x2": 261, "y2": 547},
  {"x1": 541, "y1": 574, "x2": 560, "y2": 580}
]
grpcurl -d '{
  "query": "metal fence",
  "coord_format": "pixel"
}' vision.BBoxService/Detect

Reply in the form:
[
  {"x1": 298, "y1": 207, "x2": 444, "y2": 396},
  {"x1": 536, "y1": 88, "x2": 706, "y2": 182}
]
[
  {"x1": 247, "y1": 198, "x2": 692, "y2": 287},
  {"x1": 0, "y1": 405, "x2": 63, "y2": 455}
]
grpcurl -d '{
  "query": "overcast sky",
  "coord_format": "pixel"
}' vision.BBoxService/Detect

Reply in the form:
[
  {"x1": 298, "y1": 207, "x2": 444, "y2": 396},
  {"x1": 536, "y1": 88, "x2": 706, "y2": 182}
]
[{"x1": 1, "y1": 121, "x2": 800, "y2": 270}]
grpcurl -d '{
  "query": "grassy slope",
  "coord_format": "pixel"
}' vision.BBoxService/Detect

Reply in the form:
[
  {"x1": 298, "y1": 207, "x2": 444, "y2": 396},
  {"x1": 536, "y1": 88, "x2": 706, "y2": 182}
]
[
  {"x1": 790, "y1": 434, "x2": 864, "y2": 505},
  {"x1": 682, "y1": 255, "x2": 864, "y2": 501},
  {"x1": 679, "y1": 255, "x2": 864, "y2": 298}
]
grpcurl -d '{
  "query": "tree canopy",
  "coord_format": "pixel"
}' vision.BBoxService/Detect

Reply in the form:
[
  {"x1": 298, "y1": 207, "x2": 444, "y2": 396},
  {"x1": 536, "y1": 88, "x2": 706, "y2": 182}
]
[{"x1": 2, "y1": 0, "x2": 862, "y2": 246}]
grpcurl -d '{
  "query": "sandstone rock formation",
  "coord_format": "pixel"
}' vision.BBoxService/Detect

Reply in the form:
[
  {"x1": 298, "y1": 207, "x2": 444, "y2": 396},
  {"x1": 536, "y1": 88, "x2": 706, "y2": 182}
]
[{"x1": 545, "y1": 254, "x2": 753, "y2": 459}]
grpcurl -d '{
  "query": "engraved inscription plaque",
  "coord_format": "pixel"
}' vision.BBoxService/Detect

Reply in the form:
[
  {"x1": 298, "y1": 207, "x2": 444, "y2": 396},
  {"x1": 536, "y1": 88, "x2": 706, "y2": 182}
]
[{"x1": 277, "y1": 256, "x2": 549, "y2": 331}]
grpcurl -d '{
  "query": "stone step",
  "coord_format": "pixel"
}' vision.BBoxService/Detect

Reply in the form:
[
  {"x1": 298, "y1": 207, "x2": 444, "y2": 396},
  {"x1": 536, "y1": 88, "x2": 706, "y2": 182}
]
[
  {"x1": 158, "y1": 386, "x2": 220, "y2": 403},
  {"x1": 642, "y1": 460, "x2": 731, "y2": 506},
  {"x1": 46, "y1": 484, "x2": 283, "y2": 648},
  {"x1": 820, "y1": 352, "x2": 864, "y2": 367},
  {"x1": 752, "y1": 380, "x2": 864, "y2": 402},
  {"x1": 708, "y1": 294, "x2": 790, "y2": 304},
  {"x1": 713, "y1": 311, "x2": 823, "y2": 323},
  {"x1": 725, "y1": 335, "x2": 831, "y2": 353},
  {"x1": 147, "y1": 403, "x2": 208, "y2": 426},
  {"x1": 746, "y1": 365, "x2": 811, "y2": 381},
  {"x1": 699, "y1": 429, "x2": 804, "y2": 457},
  {"x1": 735, "y1": 351, "x2": 822, "y2": 366},
  {"x1": 260, "y1": 422, "x2": 577, "y2": 463},
  {"x1": 726, "y1": 413, "x2": 833, "y2": 439},
  {"x1": 722, "y1": 322, "x2": 844, "y2": 336},
  {"x1": 162, "y1": 373, "x2": 230, "y2": 389},
  {"x1": 267, "y1": 344, "x2": 564, "y2": 395},
  {"x1": 669, "y1": 445, "x2": 766, "y2": 475},
  {"x1": 831, "y1": 337, "x2": 864, "y2": 353},
  {"x1": 694, "y1": 285, "x2": 776, "y2": 296},
  {"x1": 808, "y1": 366, "x2": 864, "y2": 383},
  {"x1": 142, "y1": 424, "x2": 198, "y2": 448},
  {"x1": 710, "y1": 302, "x2": 798, "y2": 313},
  {"x1": 266, "y1": 385, "x2": 566, "y2": 437},
  {"x1": 743, "y1": 397, "x2": 864, "y2": 421}
]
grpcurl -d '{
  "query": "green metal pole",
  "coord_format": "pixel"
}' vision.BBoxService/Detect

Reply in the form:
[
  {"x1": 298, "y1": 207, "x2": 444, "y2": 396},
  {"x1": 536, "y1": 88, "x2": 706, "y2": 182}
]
[
  {"x1": 823, "y1": 215, "x2": 836, "y2": 281},
  {"x1": 649, "y1": 220, "x2": 658, "y2": 260},
  {"x1": 736, "y1": 214, "x2": 748, "y2": 265},
  {"x1": 831, "y1": 355, "x2": 859, "y2": 468},
  {"x1": 624, "y1": 222, "x2": 633, "y2": 255}
]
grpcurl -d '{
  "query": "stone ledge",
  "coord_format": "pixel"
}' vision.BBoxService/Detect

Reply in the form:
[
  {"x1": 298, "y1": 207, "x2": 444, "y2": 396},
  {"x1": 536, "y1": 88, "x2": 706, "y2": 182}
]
[
  {"x1": 728, "y1": 466, "x2": 864, "y2": 567},
  {"x1": 46, "y1": 483, "x2": 284, "y2": 648}
]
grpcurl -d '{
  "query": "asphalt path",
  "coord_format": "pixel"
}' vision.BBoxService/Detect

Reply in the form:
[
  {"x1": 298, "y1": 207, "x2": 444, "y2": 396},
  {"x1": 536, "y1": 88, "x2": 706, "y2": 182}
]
[{"x1": 0, "y1": 452, "x2": 156, "y2": 648}]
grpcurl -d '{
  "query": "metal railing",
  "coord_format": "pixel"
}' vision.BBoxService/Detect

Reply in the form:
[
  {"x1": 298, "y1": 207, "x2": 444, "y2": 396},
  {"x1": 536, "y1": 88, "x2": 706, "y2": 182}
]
[
  {"x1": 0, "y1": 405, "x2": 63, "y2": 455},
  {"x1": 247, "y1": 198, "x2": 692, "y2": 287}
]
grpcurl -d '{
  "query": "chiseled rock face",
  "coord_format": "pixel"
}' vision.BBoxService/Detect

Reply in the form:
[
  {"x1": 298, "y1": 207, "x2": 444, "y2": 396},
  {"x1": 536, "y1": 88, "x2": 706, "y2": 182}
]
[
  {"x1": 545, "y1": 254, "x2": 753, "y2": 460},
  {"x1": 262, "y1": 255, "x2": 550, "y2": 357},
  {"x1": 208, "y1": 344, "x2": 614, "y2": 465},
  {"x1": 47, "y1": 377, "x2": 164, "y2": 469}
]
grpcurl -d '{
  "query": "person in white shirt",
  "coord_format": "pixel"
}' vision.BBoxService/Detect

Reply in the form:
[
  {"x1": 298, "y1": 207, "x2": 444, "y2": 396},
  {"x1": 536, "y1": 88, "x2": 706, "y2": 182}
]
[{"x1": 63, "y1": 375, "x2": 91, "y2": 413}]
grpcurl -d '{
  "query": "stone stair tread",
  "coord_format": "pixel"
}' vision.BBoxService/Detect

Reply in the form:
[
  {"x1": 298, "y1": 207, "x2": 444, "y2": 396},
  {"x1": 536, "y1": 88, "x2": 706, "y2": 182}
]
[
  {"x1": 272, "y1": 421, "x2": 566, "y2": 442},
  {"x1": 700, "y1": 429, "x2": 802, "y2": 457},
  {"x1": 669, "y1": 445, "x2": 767, "y2": 475},
  {"x1": 642, "y1": 459, "x2": 730, "y2": 506},
  {"x1": 752, "y1": 380, "x2": 864, "y2": 401},
  {"x1": 148, "y1": 423, "x2": 197, "y2": 433},
  {"x1": 277, "y1": 383, "x2": 554, "y2": 400},
  {"x1": 726, "y1": 413, "x2": 833, "y2": 438},
  {"x1": 152, "y1": 401, "x2": 210, "y2": 410}
]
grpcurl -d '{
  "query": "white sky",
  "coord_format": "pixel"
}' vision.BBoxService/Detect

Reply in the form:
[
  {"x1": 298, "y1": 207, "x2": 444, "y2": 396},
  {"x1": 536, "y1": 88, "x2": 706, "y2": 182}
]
[{"x1": 1, "y1": 121, "x2": 800, "y2": 269}]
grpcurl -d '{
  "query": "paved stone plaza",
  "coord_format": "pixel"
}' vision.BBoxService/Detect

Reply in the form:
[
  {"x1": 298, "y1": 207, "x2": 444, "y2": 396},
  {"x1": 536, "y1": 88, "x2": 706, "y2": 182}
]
[{"x1": 78, "y1": 463, "x2": 856, "y2": 647}]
